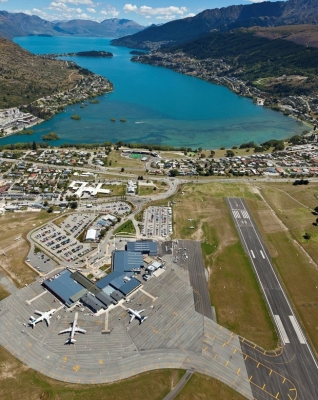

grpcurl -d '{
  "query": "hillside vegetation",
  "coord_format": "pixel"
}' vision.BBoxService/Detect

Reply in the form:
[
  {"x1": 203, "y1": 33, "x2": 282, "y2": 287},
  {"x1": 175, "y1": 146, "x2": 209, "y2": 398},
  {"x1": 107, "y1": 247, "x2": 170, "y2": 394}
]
[
  {"x1": 112, "y1": 0, "x2": 318, "y2": 49},
  {"x1": 0, "y1": 38, "x2": 88, "y2": 108},
  {"x1": 174, "y1": 28, "x2": 318, "y2": 97}
]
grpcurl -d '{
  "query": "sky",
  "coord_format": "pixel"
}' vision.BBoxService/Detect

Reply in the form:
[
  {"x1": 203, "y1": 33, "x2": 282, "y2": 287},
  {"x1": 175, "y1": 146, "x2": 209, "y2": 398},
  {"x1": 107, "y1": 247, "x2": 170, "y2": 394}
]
[{"x1": 0, "y1": 0, "x2": 287, "y2": 25}]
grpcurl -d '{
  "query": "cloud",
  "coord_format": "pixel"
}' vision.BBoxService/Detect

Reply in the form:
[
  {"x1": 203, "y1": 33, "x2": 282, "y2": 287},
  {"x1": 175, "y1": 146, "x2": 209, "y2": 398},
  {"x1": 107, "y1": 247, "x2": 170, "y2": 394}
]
[
  {"x1": 0, "y1": 0, "x2": 7, "y2": 3},
  {"x1": 87, "y1": 7, "x2": 96, "y2": 13},
  {"x1": 100, "y1": 5, "x2": 119, "y2": 17},
  {"x1": 57, "y1": 0, "x2": 94, "y2": 4},
  {"x1": 123, "y1": 4, "x2": 189, "y2": 20},
  {"x1": 123, "y1": 4, "x2": 137, "y2": 12}
]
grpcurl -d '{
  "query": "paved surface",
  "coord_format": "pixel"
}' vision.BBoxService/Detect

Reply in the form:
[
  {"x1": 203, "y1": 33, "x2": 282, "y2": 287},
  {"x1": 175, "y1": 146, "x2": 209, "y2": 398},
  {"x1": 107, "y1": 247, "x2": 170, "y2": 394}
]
[
  {"x1": 227, "y1": 197, "x2": 318, "y2": 400},
  {"x1": 174, "y1": 240, "x2": 213, "y2": 320},
  {"x1": 163, "y1": 369, "x2": 194, "y2": 400},
  {"x1": 0, "y1": 245, "x2": 253, "y2": 399},
  {"x1": 0, "y1": 270, "x2": 18, "y2": 294}
]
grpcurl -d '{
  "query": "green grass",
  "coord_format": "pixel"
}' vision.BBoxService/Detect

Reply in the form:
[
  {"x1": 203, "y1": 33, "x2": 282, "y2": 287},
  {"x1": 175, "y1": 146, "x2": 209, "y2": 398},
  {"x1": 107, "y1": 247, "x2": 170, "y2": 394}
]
[
  {"x1": 210, "y1": 241, "x2": 278, "y2": 349},
  {"x1": 176, "y1": 373, "x2": 247, "y2": 400},
  {"x1": 114, "y1": 220, "x2": 136, "y2": 235}
]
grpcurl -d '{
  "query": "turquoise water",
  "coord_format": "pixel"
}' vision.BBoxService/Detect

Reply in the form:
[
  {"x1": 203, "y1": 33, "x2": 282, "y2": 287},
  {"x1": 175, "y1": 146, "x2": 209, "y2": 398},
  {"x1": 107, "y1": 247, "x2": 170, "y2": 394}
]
[{"x1": 1, "y1": 36, "x2": 305, "y2": 148}]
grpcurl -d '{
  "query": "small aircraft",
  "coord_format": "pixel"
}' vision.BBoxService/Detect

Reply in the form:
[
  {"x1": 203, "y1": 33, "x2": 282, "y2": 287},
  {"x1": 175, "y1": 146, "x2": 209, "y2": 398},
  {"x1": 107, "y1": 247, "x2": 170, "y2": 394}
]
[
  {"x1": 127, "y1": 308, "x2": 148, "y2": 324},
  {"x1": 58, "y1": 312, "x2": 86, "y2": 344},
  {"x1": 29, "y1": 309, "x2": 56, "y2": 328},
  {"x1": 188, "y1": 219, "x2": 193, "y2": 221}
]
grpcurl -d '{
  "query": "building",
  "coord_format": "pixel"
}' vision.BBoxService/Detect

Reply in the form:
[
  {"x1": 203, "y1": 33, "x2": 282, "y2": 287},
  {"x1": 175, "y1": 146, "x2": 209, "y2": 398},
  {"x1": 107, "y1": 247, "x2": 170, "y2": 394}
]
[
  {"x1": 43, "y1": 269, "x2": 85, "y2": 307},
  {"x1": 126, "y1": 240, "x2": 158, "y2": 256},
  {"x1": 112, "y1": 250, "x2": 144, "y2": 273},
  {"x1": 81, "y1": 293, "x2": 106, "y2": 313},
  {"x1": 86, "y1": 228, "x2": 97, "y2": 241}
]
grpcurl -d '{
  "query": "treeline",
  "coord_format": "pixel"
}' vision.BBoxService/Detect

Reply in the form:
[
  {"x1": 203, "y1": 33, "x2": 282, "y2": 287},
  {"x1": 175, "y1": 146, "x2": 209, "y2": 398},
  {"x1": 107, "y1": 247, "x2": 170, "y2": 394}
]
[{"x1": 172, "y1": 30, "x2": 318, "y2": 96}]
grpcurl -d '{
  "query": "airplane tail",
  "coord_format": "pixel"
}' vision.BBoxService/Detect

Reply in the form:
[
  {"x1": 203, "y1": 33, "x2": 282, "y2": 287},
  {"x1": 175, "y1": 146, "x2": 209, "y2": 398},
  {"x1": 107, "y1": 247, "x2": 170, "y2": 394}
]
[
  {"x1": 66, "y1": 338, "x2": 76, "y2": 344},
  {"x1": 141, "y1": 316, "x2": 148, "y2": 323}
]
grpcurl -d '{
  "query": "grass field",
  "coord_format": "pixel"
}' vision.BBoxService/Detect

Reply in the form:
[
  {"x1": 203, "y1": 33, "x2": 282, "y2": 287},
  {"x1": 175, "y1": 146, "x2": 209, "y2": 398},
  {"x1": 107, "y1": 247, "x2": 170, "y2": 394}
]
[
  {"x1": 108, "y1": 150, "x2": 145, "y2": 171},
  {"x1": 176, "y1": 373, "x2": 247, "y2": 400},
  {"x1": 114, "y1": 220, "x2": 136, "y2": 235},
  {"x1": 0, "y1": 346, "x2": 183, "y2": 400},
  {"x1": 0, "y1": 211, "x2": 56, "y2": 288},
  {"x1": 249, "y1": 182, "x2": 318, "y2": 353},
  {"x1": 101, "y1": 184, "x2": 126, "y2": 196},
  {"x1": 171, "y1": 182, "x2": 278, "y2": 349}
]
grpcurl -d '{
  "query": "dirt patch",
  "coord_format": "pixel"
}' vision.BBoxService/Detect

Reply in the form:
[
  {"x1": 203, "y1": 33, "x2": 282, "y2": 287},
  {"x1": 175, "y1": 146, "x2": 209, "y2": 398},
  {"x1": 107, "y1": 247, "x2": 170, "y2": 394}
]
[{"x1": 257, "y1": 209, "x2": 288, "y2": 233}]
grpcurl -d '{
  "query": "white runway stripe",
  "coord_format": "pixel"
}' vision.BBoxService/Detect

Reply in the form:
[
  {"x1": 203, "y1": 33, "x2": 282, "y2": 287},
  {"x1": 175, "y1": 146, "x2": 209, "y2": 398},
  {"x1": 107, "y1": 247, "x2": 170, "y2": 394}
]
[
  {"x1": 289, "y1": 316, "x2": 306, "y2": 344},
  {"x1": 274, "y1": 315, "x2": 290, "y2": 345},
  {"x1": 260, "y1": 250, "x2": 265, "y2": 259}
]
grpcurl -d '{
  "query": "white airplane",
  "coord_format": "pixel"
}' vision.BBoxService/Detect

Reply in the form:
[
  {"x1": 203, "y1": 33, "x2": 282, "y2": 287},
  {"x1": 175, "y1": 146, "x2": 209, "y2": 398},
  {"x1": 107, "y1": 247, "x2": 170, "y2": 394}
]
[
  {"x1": 29, "y1": 309, "x2": 56, "y2": 328},
  {"x1": 127, "y1": 308, "x2": 148, "y2": 324},
  {"x1": 59, "y1": 312, "x2": 86, "y2": 344}
]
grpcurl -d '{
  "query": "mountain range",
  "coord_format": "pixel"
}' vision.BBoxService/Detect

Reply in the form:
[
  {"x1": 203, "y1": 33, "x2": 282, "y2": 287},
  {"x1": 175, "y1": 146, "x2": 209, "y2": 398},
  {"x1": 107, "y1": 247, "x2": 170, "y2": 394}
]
[
  {"x1": 112, "y1": 0, "x2": 318, "y2": 49},
  {"x1": 0, "y1": 11, "x2": 144, "y2": 40}
]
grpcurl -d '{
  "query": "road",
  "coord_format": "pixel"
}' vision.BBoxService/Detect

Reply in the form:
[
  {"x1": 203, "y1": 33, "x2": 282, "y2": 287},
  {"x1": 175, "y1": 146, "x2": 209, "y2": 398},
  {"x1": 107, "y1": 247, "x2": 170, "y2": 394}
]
[{"x1": 227, "y1": 197, "x2": 318, "y2": 400}]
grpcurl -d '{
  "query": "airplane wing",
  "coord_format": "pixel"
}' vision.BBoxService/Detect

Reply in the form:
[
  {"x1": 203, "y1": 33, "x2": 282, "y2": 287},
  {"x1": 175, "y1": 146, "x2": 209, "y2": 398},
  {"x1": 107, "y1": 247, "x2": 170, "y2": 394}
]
[
  {"x1": 74, "y1": 328, "x2": 86, "y2": 334},
  {"x1": 34, "y1": 310, "x2": 44, "y2": 316},
  {"x1": 59, "y1": 328, "x2": 72, "y2": 334},
  {"x1": 44, "y1": 317, "x2": 51, "y2": 326},
  {"x1": 129, "y1": 314, "x2": 135, "y2": 323},
  {"x1": 137, "y1": 309, "x2": 145, "y2": 314}
]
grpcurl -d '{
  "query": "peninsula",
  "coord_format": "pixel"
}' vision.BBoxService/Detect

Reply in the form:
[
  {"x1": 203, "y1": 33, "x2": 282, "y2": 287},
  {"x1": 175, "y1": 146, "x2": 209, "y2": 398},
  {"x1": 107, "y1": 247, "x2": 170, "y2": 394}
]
[
  {"x1": 0, "y1": 38, "x2": 113, "y2": 138},
  {"x1": 44, "y1": 50, "x2": 113, "y2": 58}
]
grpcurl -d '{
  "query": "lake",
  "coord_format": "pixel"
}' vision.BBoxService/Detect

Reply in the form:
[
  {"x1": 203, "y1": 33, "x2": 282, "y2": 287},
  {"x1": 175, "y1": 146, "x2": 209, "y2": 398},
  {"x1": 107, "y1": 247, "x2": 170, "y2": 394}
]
[{"x1": 0, "y1": 36, "x2": 305, "y2": 149}]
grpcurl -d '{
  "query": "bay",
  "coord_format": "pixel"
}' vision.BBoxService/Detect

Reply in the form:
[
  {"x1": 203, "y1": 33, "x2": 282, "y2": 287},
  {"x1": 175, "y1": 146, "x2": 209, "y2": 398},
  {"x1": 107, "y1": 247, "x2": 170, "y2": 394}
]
[{"x1": 1, "y1": 36, "x2": 305, "y2": 149}]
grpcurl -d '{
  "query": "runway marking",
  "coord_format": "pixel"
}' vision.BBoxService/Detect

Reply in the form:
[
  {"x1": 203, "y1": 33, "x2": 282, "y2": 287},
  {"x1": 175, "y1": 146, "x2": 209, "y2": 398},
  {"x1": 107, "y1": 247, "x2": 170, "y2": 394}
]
[
  {"x1": 242, "y1": 210, "x2": 249, "y2": 219},
  {"x1": 260, "y1": 250, "x2": 265, "y2": 259},
  {"x1": 63, "y1": 356, "x2": 67, "y2": 363},
  {"x1": 73, "y1": 365, "x2": 80, "y2": 372},
  {"x1": 250, "y1": 250, "x2": 255, "y2": 259},
  {"x1": 99, "y1": 359, "x2": 103, "y2": 364},
  {"x1": 236, "y1": 368, "x2": 240, "y2": 375},
  {"x1": 27, "y1": 290, "x2": 48, "y2": 304},
  {"x1": 289, "y1": 315, "x2": 306, "y2": 344},
  {"x1": 225, "y1": 360, "x2": 229, "y2": 366},
  {"x1": 275, "y1": 392, "x2": 279, "y2": 399},
  {"x1": 274, "y1": 315, "x2": 290, "y2": 345},
  {"x1": 233, "y1": 210, "x2": 240, "y2": 219}
]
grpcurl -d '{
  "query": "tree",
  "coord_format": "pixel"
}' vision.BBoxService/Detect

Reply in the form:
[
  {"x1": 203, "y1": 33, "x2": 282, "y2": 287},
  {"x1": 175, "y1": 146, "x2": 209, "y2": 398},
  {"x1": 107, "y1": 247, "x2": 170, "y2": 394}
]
[
  {"x1": 314, "y1": 206, "x2": 318, "y2": 214},
  {"x1": 32, "y1": 141, "x2": 37, "y2": 151},
  {"x1": 120, "y1": 167, "x2": 125, "y2": 173},
  {"x1": 70, "y1": 201, "x2": 78, "y2": 209},
  {"x1": 210, "y1": 150, "x2": 215, "y2": 158},
  {"x1": 303, "y1": 232, "x2": 311, "y2": 240},
  {"x1": 225, "y1": 150, "x2": 235, "y2": 157}
]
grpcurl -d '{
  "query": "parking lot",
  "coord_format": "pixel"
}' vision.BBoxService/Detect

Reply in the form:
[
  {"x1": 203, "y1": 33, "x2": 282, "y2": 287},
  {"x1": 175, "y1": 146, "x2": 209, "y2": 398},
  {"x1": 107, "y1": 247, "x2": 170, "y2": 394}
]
[
  {"x1": 79, "y1": 201, "x2": 131, "y2": 215},
  {"x1": 141, "y1": 206, "x2": 173, "y2": 238},
  {"x1": 26, "y1": 250, "x2": 58, "y2": 275},
  {"x1": 31, "y1": 221, "x2": 92, "y2": 263}
]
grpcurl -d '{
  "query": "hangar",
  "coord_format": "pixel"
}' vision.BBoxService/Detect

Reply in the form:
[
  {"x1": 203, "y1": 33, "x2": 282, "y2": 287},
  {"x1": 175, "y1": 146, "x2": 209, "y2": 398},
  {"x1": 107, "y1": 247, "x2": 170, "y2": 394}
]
[
  {"x1": 43, "y1": 270, "x2": 84, "y2": 307},
  {"x1": 112, "y1": 250, "x2": 144, "y2": 273},
  {"x1": 126, "y1": 240, "x2": 158, "y2": 256}
]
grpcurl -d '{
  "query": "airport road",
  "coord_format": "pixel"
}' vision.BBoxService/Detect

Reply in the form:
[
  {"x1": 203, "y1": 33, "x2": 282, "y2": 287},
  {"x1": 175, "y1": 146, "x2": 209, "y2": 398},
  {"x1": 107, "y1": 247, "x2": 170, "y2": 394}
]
[{"x1": 227, "y1": 197, "x2": 318, "y2": 400}]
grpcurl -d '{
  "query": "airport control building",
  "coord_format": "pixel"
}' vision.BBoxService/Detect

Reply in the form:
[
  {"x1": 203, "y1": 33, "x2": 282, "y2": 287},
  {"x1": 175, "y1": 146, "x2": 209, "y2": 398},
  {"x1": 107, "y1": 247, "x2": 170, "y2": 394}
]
[{"x1": 42, "y1": 241, "x2": 159, "y2": 312}]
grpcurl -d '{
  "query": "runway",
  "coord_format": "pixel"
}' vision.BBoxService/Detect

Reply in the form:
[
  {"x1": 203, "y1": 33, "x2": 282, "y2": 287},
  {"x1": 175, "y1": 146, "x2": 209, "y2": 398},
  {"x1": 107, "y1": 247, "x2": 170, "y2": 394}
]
[{"x1": 227, "y1": 197, "x2": 318, "y2": 400}]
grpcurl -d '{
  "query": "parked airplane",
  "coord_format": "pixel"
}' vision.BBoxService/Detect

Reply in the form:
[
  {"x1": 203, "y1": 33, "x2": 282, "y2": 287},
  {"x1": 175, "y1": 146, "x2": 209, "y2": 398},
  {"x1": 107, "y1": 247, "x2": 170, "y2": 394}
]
[
  {"x1": 58, "y1": 312, "x2": 86, "y2": 344},
  {"x1": 29, "y1": 309, "x2": 56, "y2": 328},
  {"x1": 127, "y1": 308, "x2": 148, "y2": 324}
]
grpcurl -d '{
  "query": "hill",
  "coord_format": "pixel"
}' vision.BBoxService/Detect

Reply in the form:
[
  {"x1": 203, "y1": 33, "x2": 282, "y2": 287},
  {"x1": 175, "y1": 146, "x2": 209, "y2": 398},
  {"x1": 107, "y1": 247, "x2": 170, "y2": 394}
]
[
  {"x1": 112, "y1": 0, "x2": 318, "y2": 49},
  {"x1": 0, "y1": 38, "x2": 112, "y2": 110},
  {"x1": 0, "y1": 12, "x2": 144, "y2": 40}
]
